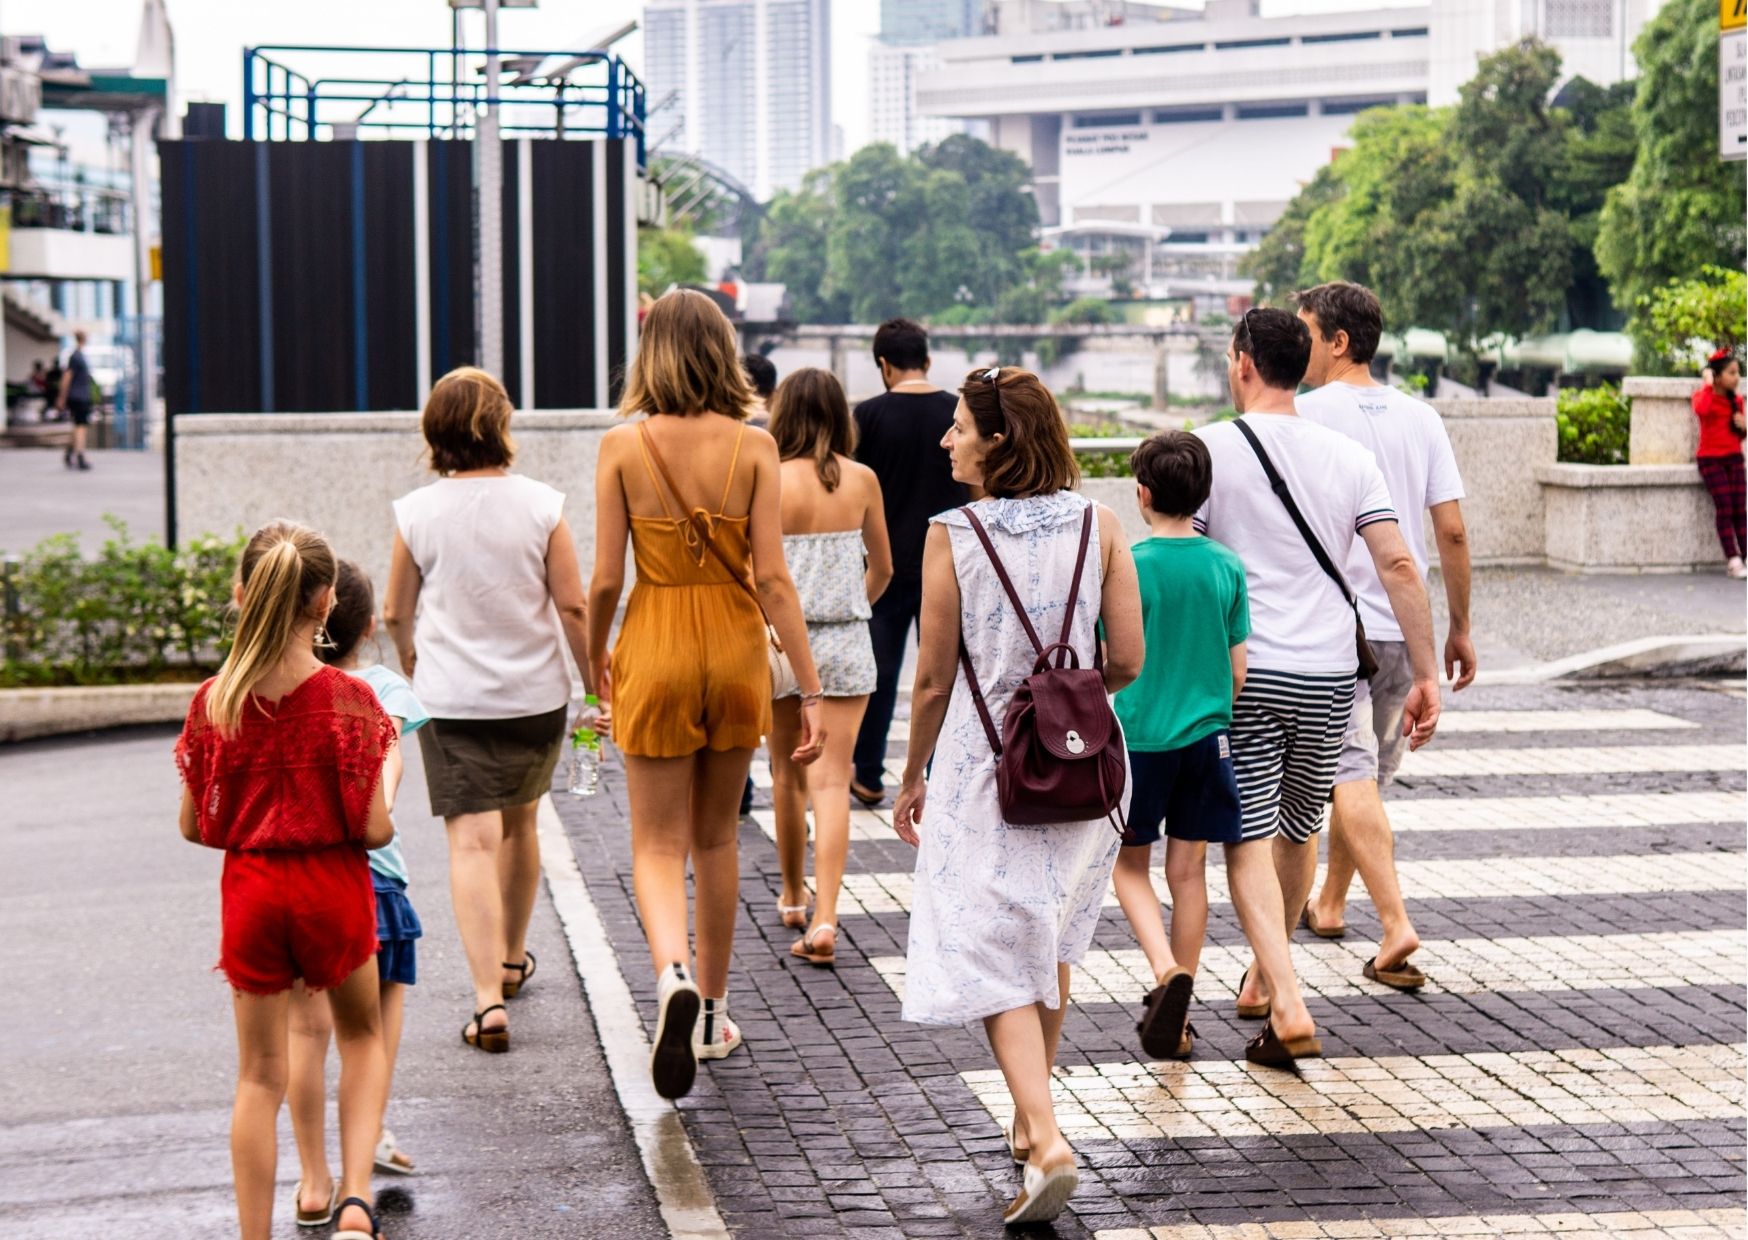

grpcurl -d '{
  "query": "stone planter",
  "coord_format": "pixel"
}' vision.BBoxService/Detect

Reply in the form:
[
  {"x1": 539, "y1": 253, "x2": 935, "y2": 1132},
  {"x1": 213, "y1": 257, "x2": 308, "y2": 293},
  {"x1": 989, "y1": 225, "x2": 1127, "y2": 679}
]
[
  {"x1": 1434, "y1": 398, "x2": 1557, "y2": 566},
  {"x1": 1624, "y1": 376, "x2": 1700, "y2": 466},
  {"x1": 0, "y1": 681, "x2": 200, "y2": 743},
  {"x1": 1535, "y1": 463, "x2": 1722, "y2": 573}
]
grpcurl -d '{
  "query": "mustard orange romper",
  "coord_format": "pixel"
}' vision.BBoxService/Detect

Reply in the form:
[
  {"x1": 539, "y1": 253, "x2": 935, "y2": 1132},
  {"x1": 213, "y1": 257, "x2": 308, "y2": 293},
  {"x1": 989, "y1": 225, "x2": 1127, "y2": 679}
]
[{"x1": 611, "y1": 422, "x2": 774, "y2": 758}]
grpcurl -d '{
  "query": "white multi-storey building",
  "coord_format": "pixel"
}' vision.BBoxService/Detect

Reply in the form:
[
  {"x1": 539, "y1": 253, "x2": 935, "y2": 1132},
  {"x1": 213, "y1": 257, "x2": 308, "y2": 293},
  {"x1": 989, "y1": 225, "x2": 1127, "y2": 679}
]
[
  {"x1": 643, "y1": 0, "x2": 831, "y2": 200},
  {"x1": 916, "y1": 0, "x2": 1665, "y2": 295}
]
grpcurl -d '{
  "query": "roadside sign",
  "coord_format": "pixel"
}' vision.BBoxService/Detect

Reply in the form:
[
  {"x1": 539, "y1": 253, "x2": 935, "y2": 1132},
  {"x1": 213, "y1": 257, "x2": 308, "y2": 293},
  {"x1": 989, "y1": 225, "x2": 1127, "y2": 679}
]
[
  {"x1": 1725, "y1": 0, "x2": 1745, "y2": 30},
  {"x1": 1723, "y1": 27, "x2": 1746, "y2": 161}
]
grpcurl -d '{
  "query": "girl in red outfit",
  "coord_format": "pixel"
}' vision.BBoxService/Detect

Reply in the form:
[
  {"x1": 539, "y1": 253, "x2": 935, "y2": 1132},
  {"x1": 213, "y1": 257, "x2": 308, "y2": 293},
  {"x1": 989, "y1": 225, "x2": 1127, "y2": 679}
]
[
  {"x1": 176, "y1": 521, "x2": 398, "y2": 1240},
  {"x1": 1693, "y1": 349, "x2": 1747, "y2": 579}
]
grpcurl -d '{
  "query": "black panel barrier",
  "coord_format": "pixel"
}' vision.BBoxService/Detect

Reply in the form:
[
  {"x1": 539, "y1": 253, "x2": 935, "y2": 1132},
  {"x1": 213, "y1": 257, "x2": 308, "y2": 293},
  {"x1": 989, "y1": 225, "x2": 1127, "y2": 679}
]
[
  {"x1": 532, "y1": 139, "x2": 597, "y2": 409},
  {"x1": 363, "y1": 143, "x2": 418, "y2": 412}
]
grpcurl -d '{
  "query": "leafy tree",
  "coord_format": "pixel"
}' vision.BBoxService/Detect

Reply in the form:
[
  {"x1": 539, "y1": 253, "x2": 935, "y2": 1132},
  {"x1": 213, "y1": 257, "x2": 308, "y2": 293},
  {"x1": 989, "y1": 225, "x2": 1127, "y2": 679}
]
[
  {"x1": 1553, "y1": 78, "x2": 1638, "y2": 328},
  {"x1": 751, "y1": 170, "x2": 847, "y2": 323},
  {"x1": 1240, "y1": 162, "x2": 1343, "y2": 303},
  {"x1": 636, "y1": 226, "x2": 706, "y2": 297},
  {"x1": 824, "y1": 144, "x2": 923, "y2": 324},
  {"x1": 1640, "y1": 265, "x2": 1748, "y2": 369},
  {"x1": 1596, "y1": 0, "x2": 1748, "y2": 366}
]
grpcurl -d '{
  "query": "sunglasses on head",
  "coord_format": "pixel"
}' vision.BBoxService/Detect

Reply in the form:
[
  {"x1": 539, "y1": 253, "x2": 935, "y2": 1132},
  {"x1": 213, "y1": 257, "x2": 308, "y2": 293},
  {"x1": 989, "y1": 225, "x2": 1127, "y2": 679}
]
[{"x1": 981, "y1": 366, "x2": 1006, "y2": 425}]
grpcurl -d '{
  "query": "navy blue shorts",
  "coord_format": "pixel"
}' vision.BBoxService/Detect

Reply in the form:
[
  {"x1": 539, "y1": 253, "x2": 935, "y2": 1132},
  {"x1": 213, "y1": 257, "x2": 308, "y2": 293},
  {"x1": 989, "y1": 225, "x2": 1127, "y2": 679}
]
[
  {"x1": 1123, "y1": 729, "x2": 1244, "y2": 848},
  {"x1": 373, "y1": 877, "x2": 422, "y2": 987}
]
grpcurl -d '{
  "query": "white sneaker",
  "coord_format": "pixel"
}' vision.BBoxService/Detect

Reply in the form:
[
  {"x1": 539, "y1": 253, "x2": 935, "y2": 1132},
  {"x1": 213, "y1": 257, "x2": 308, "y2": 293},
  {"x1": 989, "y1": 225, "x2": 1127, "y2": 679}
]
[
  {"x1": 1728, "y1": 557, "x2": 1746, "y2": 580},
  {"x1": 651, "y1": 963, "x2": 701, "y2": 1099},
  {"x1": 693, "y1": 995, "x2": 743, "y2": 1060}
]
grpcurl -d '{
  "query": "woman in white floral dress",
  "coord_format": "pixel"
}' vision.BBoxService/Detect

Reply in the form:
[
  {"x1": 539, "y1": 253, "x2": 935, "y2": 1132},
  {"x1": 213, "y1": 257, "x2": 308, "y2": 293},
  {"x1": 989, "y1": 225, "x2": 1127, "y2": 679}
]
[{"x1": 891, "y1": 366, "x2": 1143, "y2": 1227}]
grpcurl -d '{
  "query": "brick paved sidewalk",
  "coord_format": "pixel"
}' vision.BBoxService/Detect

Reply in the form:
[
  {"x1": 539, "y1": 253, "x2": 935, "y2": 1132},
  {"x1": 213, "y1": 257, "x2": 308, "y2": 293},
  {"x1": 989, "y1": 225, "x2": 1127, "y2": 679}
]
[{"x1": 552, "y1": 681, "x2": 1747, "y2": 1239}]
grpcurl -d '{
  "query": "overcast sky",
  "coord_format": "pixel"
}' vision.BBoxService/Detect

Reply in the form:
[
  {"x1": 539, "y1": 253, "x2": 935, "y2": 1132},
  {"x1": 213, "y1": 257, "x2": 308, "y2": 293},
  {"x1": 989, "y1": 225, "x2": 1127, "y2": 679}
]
[{"x1": 11, "y1": 0, "x2": 1417, "y2": 152}]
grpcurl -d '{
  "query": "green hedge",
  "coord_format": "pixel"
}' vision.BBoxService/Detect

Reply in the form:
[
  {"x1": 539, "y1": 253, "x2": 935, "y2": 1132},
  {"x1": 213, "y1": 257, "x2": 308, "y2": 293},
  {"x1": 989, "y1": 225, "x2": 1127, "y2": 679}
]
[
  {"x1": 1, "y1": 519, "x2": 245, "y2": 687},
  {"x1": 1556, "y1": 384, "x2": 1631, "y2": 465}
]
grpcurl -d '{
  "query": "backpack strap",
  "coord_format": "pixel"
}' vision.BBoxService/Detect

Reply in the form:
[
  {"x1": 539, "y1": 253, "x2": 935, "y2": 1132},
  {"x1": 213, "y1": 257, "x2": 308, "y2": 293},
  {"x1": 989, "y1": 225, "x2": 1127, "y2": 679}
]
[{"x1": 955, "y1": 501, "x2": 1100, "y2": 756}]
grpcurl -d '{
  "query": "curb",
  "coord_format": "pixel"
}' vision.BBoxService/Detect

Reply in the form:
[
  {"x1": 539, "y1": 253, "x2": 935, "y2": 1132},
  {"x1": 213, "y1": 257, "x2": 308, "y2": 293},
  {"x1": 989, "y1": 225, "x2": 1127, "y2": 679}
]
[
  {"x1": 1478, "y1": 634, "x2": 1747, "y2": 686},
  {"x1": 0, "y1": 682, "x2": 200, "y2": 743}
]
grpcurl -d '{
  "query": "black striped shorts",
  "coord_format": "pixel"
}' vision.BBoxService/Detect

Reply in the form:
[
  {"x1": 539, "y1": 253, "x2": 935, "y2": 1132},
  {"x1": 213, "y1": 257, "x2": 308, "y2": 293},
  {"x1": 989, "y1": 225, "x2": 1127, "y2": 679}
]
[{"x1": 1230, "y1": 668, "x2": 1357, "y2": 844}]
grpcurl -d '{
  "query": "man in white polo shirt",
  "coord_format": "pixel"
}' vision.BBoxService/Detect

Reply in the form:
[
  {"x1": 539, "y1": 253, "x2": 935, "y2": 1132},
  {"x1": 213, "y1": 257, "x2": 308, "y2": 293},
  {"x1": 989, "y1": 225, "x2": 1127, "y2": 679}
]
[
  {"x1": 1293, "y1": 281, "x2": 1477, "y2": 991},
  {"x1": 1194, "y1": 308, "x2": 1440, "y2": 1065}
]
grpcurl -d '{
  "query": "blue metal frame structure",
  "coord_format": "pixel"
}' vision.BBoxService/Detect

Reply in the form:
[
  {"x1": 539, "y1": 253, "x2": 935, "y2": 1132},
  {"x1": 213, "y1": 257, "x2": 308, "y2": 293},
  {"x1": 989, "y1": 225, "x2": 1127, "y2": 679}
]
[{"x1": 241, "y1": 44, "x2": 646, "y2": 167}]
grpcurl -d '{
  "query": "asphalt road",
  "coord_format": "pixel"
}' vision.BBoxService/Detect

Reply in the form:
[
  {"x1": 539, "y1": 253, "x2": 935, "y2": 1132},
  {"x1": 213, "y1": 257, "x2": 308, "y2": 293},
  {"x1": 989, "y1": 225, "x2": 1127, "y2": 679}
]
[{"x1": 0, "y1": 724, "x2": 667, "y2": 1239}]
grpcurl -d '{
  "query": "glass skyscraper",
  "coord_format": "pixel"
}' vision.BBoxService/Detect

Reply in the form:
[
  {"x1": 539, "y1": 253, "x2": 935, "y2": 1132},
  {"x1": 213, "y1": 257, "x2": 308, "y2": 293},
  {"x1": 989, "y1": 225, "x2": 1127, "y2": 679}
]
[{"x1": 640, "y1": 0, "x2": 831, "y2": 200}]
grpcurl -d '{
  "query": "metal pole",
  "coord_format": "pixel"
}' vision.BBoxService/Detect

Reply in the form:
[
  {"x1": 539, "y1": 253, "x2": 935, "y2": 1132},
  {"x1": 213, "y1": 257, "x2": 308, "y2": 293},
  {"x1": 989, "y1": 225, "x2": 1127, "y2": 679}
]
[
  {"x1": 130, "y1": 106, "x2": 159, "y2": 448},
  {"x1": 477, "y1": 0, "x2": 505, "y2": 379}
]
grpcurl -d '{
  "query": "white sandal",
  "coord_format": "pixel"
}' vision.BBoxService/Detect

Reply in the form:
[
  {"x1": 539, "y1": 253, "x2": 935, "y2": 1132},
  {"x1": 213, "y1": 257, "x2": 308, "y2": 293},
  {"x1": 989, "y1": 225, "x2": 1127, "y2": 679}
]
[
  {"x1": 1002, "y1": 1154, "x2": 1079, "y2": 1226},
  {"x1": 789, "y1": 923, "x2": 836, "y2": 966},
  {"x1": 373, "y1": 1128, "x2": 415, "y2": 1175},
  {"x1": 776, "y1": 899, "x2": 809, "y2": 930}
]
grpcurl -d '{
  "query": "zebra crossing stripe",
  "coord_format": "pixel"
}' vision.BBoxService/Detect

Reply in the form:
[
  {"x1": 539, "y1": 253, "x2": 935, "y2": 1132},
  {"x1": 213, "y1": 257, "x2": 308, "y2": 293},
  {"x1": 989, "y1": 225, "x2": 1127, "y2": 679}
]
[
  {"x1": 957, "y1": 1041, "x2": 1746, "y2": 1142},
  {"x1": 1399, "y1": 744, "x2": 1742, "y2": 778},
  {"x1": 865, "y1": 930, "x2": 1746, "y2": 1006},
  {"x1": 1432, "y1": 708, "x2": 1699, "y2": 733},
  {"x1": 1093, "y1": 1206, "x2": 1745, "y2": 1239},
  {"x1": 824, "y1": 852, "x2": 1745, "y2": 918},
  {"x1": 1387, "y1": 790, "x2": 1745, "y2": 833}
]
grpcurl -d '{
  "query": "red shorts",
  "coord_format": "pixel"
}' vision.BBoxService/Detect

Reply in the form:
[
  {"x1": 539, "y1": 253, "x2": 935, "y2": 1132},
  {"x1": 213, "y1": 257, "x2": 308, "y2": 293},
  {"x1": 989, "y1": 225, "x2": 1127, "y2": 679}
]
[{"x1": 219, "y1": 846, "x2": 379, "y2": 995}]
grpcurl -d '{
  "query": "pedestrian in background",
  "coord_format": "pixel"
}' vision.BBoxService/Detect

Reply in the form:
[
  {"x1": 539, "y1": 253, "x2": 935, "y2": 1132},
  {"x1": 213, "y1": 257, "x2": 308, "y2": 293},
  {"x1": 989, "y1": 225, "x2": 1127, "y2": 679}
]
[
  {"x1": 588, "y1": 289, "x2": 825, "y2": 1100},
  {"x1": 1111, "y1": 430, "x2": 1250, "y2": 1063},
  {"x1": 1295, "y1": 281, "x2": 1476, "y2": 990},
  {"x1": 765, "y1": 367, "x2": 894, "y2": 964},
  {"x1": 891, "y1": 366, "x2": 1142, "y2": 1226},
  {"x1": 384, "y1": 367, "x2": 596, "y2": 1056},
  {"x1": 1194, "y1": 309, "x2": 1439, "y2": 1065},
  {"x1": 1693, "y1": 348, "x2": 1746, "y2": 579},
  {"x1": 743, "y1": 352, "x2": 777, "y2": 427},
  {"x1": 55, "y1": 329, "x2": 94, "y2": 471},
  {"x1": 850, "y1": 318, "x2": 969, "y2": 807},
  {"x1": 288, "y1": 560, "x2": 430, "y2": 1226},
  {"x1": 175, "y1": 521, "x2": 397, "y2": 1240}
]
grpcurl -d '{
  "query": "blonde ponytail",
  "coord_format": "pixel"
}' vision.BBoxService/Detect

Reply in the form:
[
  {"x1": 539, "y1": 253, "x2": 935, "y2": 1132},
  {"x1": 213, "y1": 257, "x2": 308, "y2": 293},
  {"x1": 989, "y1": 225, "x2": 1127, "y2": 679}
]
[{"x1": 207, "y1": 521, "x2": 338, "y2": 736}]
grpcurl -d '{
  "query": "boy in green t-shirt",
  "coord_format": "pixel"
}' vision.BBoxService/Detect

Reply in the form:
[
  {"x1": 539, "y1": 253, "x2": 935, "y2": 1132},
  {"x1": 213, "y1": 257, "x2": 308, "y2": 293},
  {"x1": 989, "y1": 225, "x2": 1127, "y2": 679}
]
[{"x1": 1113, "y1": 430, "x2": 1250, "y2": 1062}]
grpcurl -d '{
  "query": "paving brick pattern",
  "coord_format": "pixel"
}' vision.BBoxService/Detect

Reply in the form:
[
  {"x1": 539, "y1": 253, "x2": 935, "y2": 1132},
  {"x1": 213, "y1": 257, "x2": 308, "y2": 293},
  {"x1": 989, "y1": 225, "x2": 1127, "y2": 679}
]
[{"x1": 553, "y1": 682, "x2": 1747, "y2": 1237}]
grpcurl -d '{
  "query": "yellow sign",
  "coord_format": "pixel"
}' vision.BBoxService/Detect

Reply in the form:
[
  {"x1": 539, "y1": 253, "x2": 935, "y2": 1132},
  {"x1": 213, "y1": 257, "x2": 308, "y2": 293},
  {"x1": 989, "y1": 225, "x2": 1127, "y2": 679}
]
[
  {"x1": 149, "y1": 244, "x2": 162, "y2": 281},
  {"x1": 0, "y1": 201, "x2": 10, "y2": 273},
  {"x1": 1726, "y1": 0, "x2": 1745, "y2": 33}
]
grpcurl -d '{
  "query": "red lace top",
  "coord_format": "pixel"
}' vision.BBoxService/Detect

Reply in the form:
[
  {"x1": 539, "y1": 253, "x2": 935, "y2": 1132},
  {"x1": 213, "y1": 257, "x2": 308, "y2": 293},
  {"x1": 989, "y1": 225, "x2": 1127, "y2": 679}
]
[{"x1": 175, "y1": 665, "x2": 399, "y2": 851}]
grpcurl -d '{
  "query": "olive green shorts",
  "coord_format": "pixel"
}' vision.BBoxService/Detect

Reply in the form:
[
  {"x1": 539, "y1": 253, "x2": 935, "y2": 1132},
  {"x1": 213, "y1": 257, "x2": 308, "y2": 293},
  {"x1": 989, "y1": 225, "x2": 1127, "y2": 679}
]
[{"x1": 417, "y1": 706, "x2": 567, "y2": 819}]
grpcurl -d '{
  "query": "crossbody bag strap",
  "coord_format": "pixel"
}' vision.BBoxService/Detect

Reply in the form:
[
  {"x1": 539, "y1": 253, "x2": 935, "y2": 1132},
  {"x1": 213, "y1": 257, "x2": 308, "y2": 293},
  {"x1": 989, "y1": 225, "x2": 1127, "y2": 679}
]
[
  {"x1": 639, "y1": 423, "x2": 782, "y2": 643},
  {"x1": 1232, "y1": 417, "x2": 1359, "y2": 611}
]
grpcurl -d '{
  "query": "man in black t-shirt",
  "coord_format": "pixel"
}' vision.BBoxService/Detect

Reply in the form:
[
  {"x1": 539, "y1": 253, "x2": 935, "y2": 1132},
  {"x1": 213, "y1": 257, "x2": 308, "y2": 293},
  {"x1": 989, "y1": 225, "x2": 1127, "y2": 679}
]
[
  {"x1": 849, "y1": 318, "x2": 969, "y2": 804},
  {"x1": 56, "y1": 330, "x2": 94, "y2": 471}
]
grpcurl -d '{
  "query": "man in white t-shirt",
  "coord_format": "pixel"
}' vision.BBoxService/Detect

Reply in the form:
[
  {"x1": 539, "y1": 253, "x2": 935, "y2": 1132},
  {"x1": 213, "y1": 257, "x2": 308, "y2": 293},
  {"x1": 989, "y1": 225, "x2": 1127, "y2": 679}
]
[
  {"x1": 1193, "y1": 308, "x2": 1440, "y2": 1065},
  {"x1": 1293, "y1": 281, "x2": 1476, "y2": 993}
]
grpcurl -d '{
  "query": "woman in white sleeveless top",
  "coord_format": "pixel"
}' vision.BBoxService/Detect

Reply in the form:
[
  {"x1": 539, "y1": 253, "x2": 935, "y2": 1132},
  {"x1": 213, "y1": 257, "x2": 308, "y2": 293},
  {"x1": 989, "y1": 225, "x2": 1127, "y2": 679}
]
[{"x1": 891, "y1": 367, "x2": 1142, "y2": 1227}]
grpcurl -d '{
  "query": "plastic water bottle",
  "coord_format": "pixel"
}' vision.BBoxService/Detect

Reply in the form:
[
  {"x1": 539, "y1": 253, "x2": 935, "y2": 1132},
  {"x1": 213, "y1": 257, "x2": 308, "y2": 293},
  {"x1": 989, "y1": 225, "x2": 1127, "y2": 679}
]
[{"x1": 568, "y1": 695, "x2": 603, "y2": 797}]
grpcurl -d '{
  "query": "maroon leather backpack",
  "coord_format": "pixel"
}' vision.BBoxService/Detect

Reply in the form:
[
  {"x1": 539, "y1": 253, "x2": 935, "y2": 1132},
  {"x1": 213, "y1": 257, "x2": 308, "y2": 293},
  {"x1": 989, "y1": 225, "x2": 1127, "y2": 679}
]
[{"x1": 957, "y1": 503, "x2": 1128, "y2": 835}]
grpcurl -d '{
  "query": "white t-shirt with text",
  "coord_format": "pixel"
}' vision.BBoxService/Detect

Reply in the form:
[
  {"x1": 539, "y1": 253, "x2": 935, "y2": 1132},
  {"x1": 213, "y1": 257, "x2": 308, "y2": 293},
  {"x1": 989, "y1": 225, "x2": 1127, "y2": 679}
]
[
  {"x1": 1296, "y1": 382, "x2": 1465, "y2": 642},
  {"x1": 1194, "y1": 413, "x2": 1397, "y2": 673},
  {"x1": 393, "y1": 474, "x2": 571, "y2": 719}
]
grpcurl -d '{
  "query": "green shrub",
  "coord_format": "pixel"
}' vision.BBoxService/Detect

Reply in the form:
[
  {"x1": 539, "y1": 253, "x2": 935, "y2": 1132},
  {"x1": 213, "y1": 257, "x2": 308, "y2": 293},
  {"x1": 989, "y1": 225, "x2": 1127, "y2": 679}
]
[
  {"x1": 1, "y1": 518, "x2": 245, "y2": 687},
  {"x1": 1067, "y1": 422, "x2": 1137, "y2": 480},
  {"x1": 1556, "y1": 384, "x2": 1631, "y2": 465}
]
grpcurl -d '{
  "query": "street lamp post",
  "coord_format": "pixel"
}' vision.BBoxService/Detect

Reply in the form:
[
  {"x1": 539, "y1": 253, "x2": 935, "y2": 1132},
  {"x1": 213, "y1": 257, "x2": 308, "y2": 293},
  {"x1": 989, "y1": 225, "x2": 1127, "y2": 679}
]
[{"x1": 477, "y1": 0, "x2": 504, "y2": 381}]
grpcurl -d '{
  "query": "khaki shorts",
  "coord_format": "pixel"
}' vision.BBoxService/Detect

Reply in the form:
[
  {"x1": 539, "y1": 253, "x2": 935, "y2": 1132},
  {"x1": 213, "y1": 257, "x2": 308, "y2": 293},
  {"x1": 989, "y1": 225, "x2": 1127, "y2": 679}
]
[{"x1": 1334, "y1": 639, "x2": 1413, "y2": 788}]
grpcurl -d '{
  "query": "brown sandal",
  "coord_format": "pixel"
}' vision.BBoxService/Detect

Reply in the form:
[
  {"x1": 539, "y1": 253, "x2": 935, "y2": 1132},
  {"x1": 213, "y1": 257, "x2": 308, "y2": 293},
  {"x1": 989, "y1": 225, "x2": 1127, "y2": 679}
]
[
  {"x1": 501, "y1": 951, "x2": 537, "y2": 999},
  {"x1": 1235, "y1": 964, "x2": 1271, "y2": 1020},
  {"x1": 462, "y1": 1004, "x2": 509, "y2": 1053},
  {"x1": 1136, "y1": 966, "x2": 1194, "y2": 1060},
  {"x1": 789, "y1": 923, "x2": 836, "y2": 966},
  {"x1": 1299, "y1": 902, "x2": 1346, "y2": 939},
  {"x1": 1364, "y1": 956, "x2": 1427, "y2": 991},
  {"x1": 1244, "y1": 1020, "x2": 1322, "y2": 1067}
]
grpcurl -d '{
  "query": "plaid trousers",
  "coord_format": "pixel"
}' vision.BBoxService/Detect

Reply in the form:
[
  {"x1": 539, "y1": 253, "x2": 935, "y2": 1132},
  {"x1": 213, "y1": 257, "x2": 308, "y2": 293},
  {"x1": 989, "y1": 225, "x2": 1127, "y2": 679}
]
[{"x1": 1697, "y1": 453, "x2": 1746, "y2": 560}]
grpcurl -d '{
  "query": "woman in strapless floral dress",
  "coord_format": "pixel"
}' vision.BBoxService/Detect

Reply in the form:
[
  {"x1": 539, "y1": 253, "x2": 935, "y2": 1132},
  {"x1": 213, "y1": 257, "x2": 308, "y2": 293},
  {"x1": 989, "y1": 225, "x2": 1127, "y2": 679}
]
[{"x1": 766, "y1": 368, "x2": 893, "y2": 968}]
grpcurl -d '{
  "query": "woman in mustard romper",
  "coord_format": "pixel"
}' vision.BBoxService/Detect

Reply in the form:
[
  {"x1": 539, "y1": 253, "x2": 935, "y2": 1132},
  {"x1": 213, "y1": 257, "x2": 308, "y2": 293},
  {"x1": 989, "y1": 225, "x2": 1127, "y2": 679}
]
[{"x1": 589, "y1": 290, "x2": 825, "y2": 1101}]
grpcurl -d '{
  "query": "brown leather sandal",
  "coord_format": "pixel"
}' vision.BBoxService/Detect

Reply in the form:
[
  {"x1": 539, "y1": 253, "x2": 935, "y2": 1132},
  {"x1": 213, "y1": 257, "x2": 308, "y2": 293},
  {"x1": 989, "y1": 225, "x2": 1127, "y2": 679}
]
[
  {"x1": 1235, "y1": 964, "x2": 1271, "y2": 1020},
  {"x1": 462, "y1": 1004, "x2": 509, "y2": 1053},
  {"x1": 1299, "y1": 902, "x2": 1347, "y2": 939},
  {"x1": 1136, "y1": 966, "x2": 1195, "y2": 1060},
  {"x1": 1244, "y1": 1021, "x2": 1322, "y2": 1067},
  {"x1": 1364, "y1": 956, "x2": 1427, "y2": 991},
  {"x1": 501, "y1": 950, "x2": 537, "y2": 999}
]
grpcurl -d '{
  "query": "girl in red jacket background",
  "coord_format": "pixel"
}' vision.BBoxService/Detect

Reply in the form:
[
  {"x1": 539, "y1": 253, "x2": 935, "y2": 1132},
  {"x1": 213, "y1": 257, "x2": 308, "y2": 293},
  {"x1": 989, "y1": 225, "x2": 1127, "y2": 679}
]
[{"x1": 1693, "y1": 348, "x2": 1746, "y2": 579}]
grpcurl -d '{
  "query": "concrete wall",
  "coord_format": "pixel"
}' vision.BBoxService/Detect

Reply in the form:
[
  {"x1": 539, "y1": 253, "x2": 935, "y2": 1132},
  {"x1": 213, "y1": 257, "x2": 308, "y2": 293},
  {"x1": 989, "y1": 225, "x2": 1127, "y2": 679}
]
[
  {"x1": 1435, "y1": 398, "x2": 1556, "y2": 566},
  {"x1": 1536, "y1": 463, "x2": 1721, "y2": 573},
  {"x1": 173, "y1": 412, "x2": 614, "y2": 593}
]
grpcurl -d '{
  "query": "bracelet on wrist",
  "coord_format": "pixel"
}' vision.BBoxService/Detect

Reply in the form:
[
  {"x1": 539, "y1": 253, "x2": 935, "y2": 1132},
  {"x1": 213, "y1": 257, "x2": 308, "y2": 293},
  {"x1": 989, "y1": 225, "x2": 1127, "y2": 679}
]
[{"x1": 799, "y1": 689, "x2": 825, "y2": 703}]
